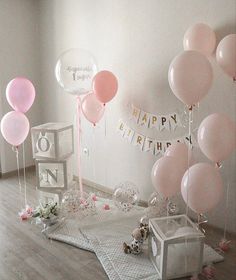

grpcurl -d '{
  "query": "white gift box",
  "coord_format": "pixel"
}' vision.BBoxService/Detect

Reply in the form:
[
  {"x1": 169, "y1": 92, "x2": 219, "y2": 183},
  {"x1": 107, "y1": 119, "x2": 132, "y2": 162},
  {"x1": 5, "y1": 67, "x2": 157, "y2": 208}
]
[
  {"x1": 149, "y1": 215, "x2": 205, "y2": 280},
  {"x1": 38, "y1": 190, "x2": 62, "y2": 205},
  {"x1": 31, "y1": 123, "x2": 74, "y2": 160},
  {"x1": 36, "y1": 158, "x2": 73, "y2": 192}
]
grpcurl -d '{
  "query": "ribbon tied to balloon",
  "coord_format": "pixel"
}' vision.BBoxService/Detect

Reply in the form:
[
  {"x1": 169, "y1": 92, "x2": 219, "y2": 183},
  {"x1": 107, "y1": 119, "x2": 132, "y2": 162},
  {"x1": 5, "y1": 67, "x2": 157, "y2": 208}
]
[
  {"x1": 0, "y1": 77, "x2": 36, "y2": 217},
  {"x1": 55, "y1": 48, "x2": 118, "y2": 198}
]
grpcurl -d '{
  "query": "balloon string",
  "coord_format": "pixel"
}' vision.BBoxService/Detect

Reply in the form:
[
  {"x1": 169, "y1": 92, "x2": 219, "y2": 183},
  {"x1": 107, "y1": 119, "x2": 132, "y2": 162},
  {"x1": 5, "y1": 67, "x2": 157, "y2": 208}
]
[
  {"x1": 22, "y1": 142, "x2": 27, "y2": 207},
  {"x1": 104, "y1": 109, "x2": 107, "y2": 188},
  {"x1": 77, "y1": 96, "x2": 83, "y2": 198},
  {"x1": 14, "y1": 146, "x2": 23, "y2": 209},
  {"x1": 92, "y1": 126, "x2": 96, "y2": 182},
  {"x1": 184, "y1": 107, "x2": 193, "y2": 275},
  {"x1": 197, "y1": 213, "x2": 208, "y2": 234},
  {"x1": 223, "y1": 181, "x2": 230, "y2": 240},
  {"x1": 185, "y1": 108, "x2": 193, "y2": 219}
]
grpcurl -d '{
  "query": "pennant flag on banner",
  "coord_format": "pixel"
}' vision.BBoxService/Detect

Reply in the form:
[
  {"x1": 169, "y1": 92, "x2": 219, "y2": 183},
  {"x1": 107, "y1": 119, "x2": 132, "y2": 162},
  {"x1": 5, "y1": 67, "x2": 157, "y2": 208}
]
[
  {"x1": 117, "y1": 119, "x2": 196, "y2": 156},
  {"x1": 117, "y1": 119, "x2": 127, "y2": 136},
  {"x1": 131, "y1": 104, "x2": 141, "y2": 124},
  {"x1": 129, "y1": 104, "x2": 183, "y2": 131},
  {"x1": 133, "y1": 132, "x2": 145, "y2": 151},
  {"x1": 139, "y1": 110, "x2": 150, "y2": 127},
  {"x1": 169, "y1": 113, "x2": 179, "y2": 131},
  {"x1": 124, "y1": 126, "x2": 135, "y2": 143},
  {"x1": 149, "y1": 114, "x2": 159, "y2": 129},
  {"x1": 143, "y1": 137, "x2": 155, "y2": 153}
]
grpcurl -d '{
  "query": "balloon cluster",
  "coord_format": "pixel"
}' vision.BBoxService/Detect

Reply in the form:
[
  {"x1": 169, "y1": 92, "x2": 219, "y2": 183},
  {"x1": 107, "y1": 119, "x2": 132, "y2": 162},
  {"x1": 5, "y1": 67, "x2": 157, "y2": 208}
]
[
  {"x1": 55, "y1": 48, "x2": 118, "y2": 126},
  {"x1": 1, "y1": 77, "x2": 35, "y2": 147},
  {"x1": 152, "y1": 23, "x2": 236, "y2": 216}
]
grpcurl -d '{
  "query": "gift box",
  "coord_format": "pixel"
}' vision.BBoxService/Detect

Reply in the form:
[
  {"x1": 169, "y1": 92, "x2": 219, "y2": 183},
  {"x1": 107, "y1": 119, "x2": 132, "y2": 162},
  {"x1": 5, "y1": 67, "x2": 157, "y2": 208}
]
[
  {"x1": 31, "y1": 123, "x2": 74, "y2": 160},
  {"x1": 38, "y1": 190, "x2": 62, "y2": 205},
  {"x1": 36, "y1": 157, "x2": 73, "y2": 192},
  {"x1": 149, "y1": 214, "x2": 205, "y2": 280}
]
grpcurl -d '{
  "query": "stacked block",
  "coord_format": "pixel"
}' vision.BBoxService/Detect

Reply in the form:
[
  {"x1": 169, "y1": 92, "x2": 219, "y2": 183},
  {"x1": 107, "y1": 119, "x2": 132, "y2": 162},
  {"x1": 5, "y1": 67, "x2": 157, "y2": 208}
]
[
  {"x1": 149, "y1": 215, "x2": 205, "y2": 280},
  {"x1": 31, "y1": 123, "x2": 74, "y2": 204}
]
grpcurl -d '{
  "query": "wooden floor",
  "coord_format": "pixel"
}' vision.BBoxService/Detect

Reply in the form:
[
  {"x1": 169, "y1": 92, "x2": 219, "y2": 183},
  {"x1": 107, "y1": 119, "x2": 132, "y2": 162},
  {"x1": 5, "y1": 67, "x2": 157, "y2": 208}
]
[{"x1": 0, "y1": 173, "x2": 235, "y2": 280}]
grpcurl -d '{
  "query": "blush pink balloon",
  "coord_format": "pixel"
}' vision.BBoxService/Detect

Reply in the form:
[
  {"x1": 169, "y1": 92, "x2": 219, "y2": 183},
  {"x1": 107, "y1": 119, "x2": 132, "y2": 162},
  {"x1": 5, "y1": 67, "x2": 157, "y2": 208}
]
[
  {"x1": 1, "y1": 111, "x2": 30, "y2": 147},
  {"x1": 6, "y1": 77, "x2": 36, "y2": 113},
  {"x1": 93, "y1": 70, "x2": 118, "y2": 103},
  {"x1": 198, "y1": 113, "x2": 236, "y2": 163},
  {"x1": 151, "y1": 156, "x2": 186, "y2": 198},
  {"x1": 216, "y1": 34, "x2": 236, "y2": 81},
  {"x1": 81, "y1": 92, "x2": 105, "y2": 125},
  {"x1": 168, "y1": 50, "x2": 213, "y2": 107},
  {"x1": 181, "y1": 163, "x2": 223, "y2": 214},
  {"x1": 183, "y1": 23, "x2": 216, "y2": 56},
  {"x1": 164, "y1": 142, "x2": 192, "y2": 170}
]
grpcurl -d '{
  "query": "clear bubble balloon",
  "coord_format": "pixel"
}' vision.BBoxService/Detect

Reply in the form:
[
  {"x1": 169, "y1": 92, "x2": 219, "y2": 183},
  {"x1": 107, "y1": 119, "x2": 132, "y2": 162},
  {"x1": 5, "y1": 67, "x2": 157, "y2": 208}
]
[
  {"x1": 55, "y1": 48, "x2": 98, "y2": 95},
  {"x1": 61, "y1": 189, "x2": 96, "y2": 218},
  {"x1": 113, "y1": 181, "x2": 140, "y2": 212},
  {"x1": 147, "y1": 192, "x2": 179, "y2": 218},
  {"x1": 147, "y1": 192, "x2": 167, "y2": 217}
]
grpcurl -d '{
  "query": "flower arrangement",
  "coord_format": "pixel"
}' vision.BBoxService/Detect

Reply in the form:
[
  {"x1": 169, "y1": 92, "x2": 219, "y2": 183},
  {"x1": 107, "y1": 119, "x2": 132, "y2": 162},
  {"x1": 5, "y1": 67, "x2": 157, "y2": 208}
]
[{"x1": 32, "y1": 202, "x2": 59, "y2": 220}]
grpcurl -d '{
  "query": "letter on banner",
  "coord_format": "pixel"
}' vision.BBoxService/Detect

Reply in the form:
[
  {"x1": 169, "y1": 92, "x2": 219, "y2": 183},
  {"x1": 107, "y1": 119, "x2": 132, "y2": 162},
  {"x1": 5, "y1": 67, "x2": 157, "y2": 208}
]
[
  {"x1": 133, "y1": 132, "x2": 145, "y2": 151},
  {"x1": 149, "y1": 114, "x2": 158, "y2": 129},
  {"x1": 139, "y1": 110, "x2": 150, "y2": 127},
  {"x1": 184, "y1": 134, "x2": 196, "y2": 146},
  {"x1": 160, "y1": 115, "x2": 171, "y2": 131},
  {"x1": 169, "y1": 113, "x2": 178, "y2": 130},
  {"x1": 165, "y1": 141, "x2": 172, "y2": 149},
  {"x1": 154, "y1": 141, "x2": 163, "y2": 155},
  {"x1": 143, "y1": 137, "x2": 155, "y2": 153},
  {"x1": 124, "y1": 127, "x2": 135, "y2": 143},
  {"x1": 117, "y1": 120, "x2": 127, "y2": 136},
  {"x1": 131, "y1": 105, "x2": 141, "y2": 123}
]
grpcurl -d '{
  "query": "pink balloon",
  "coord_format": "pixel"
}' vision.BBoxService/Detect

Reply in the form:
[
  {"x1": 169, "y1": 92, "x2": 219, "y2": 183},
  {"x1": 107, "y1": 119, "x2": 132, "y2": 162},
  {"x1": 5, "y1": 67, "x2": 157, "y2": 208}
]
[
  {"x1": 183, "y1": 23, "x2": 216, "y2": 56},
  {"x1": 6, "y1": 77, "x2": 35, "y2": 113},
  {"x1": 164, "y1": 142, "x2": 192, "y2": 170},
  {"x1": 81, "y1": 92, "x2": 105, "y2": 125},
  {"x1": 1, "y1": 111, "x2": 30, "y2": 147},
  {"x1": 181, "y1": 163, "x2": 223, "y2": 214},
  {"x1": 151, "y1": 156, "x2": 186, "y2": 198},
  {"x1": 216, "y1": 34, "x2": 236, "y2": 81},
  {"x1": 168, "y1": 50, "x2": 213, "y2": 107},
  {"x1": 93, "y1": 70, "x2": 118, "y2": 103},
  {"x1": 198, "y1": 113, "x2": 236, "y2": 163}
]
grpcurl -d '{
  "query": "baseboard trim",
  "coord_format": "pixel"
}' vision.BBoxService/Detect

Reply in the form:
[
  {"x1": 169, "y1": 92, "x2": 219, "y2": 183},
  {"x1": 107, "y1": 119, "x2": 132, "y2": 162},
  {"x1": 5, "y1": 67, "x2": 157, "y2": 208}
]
[
  {"x1": 0, "y1": 165, "x2": 35, "y2": 179},
  {"x1": 73, "y1": 176, "x2": 147, "y2": 207}
]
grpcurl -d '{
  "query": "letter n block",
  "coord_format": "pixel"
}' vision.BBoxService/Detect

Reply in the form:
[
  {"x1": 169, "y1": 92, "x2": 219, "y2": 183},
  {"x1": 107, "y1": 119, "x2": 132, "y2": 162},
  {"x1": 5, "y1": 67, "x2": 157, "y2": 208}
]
[{"x1": 36, "y1": 158, "x2": 73, "y2": 192}]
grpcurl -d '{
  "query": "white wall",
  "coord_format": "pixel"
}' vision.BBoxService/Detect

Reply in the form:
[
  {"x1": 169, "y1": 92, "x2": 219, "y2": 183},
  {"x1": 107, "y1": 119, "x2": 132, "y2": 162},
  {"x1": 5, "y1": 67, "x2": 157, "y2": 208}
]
[
  {"x1": 0, "y1": 0, "x2": 42, "y2": 173},
  {"x1": 1, "y1": 0, "x2": 235, "y2": 232},
  {"x1": 38, "y1": 0, "x2": 236, "y2": 232}
]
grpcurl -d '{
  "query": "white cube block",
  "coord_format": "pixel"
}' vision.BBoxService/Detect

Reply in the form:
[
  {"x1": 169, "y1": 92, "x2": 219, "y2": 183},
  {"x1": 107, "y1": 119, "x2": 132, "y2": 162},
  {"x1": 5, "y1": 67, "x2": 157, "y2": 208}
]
[
  {"x1": 36, "y1": 158, "x2": 73, "y2": 192},
  {"x1": 31, "y1": 123, "x2": 74, "y2": 160},
  {"x1": 149, "y1": 215, "x2": 205, "y2": 280},
  {"x1": 38, "y1": 190, "x2": 61, "y2": 205}
]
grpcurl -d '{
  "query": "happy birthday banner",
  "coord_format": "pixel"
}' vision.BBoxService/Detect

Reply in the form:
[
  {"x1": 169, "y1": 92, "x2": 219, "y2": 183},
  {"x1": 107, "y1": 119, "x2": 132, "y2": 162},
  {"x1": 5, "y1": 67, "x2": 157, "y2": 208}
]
[
  {"x1": 129, "y1": 104, "x2": 183, "y2": 131},
  {"x1": 117, "y1": 119, "x2": 195, "y2": 156}
]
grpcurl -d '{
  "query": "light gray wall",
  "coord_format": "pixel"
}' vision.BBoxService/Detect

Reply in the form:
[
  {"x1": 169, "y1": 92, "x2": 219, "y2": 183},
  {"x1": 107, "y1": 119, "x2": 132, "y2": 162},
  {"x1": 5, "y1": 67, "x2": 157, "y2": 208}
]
[
  {"x1": 0, "y1": 0, "x2": 235, "y2": 232},
  {"x1": 0, "y1": 0, "x2": 42, "y2": 173},
  {"x1": 38, "y1": 0, "x2": 236, "y2": 232}
]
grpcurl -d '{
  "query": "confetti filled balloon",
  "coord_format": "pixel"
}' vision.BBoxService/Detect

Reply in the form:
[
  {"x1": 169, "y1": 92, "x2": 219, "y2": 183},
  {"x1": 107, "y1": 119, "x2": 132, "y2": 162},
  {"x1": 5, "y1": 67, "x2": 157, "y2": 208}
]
[
  {"x1": 147, "y1": 192, "x2": 167, "y2": 218},
  {"x1": 113, "y1": 181, "x2": 140, "y2": 212},
  {"x1": 61, "y1": 189, "x2": 96, "y2": 218},
  {"x1": 147, "y1": 192, "x2": 178, "y2": 218}
]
